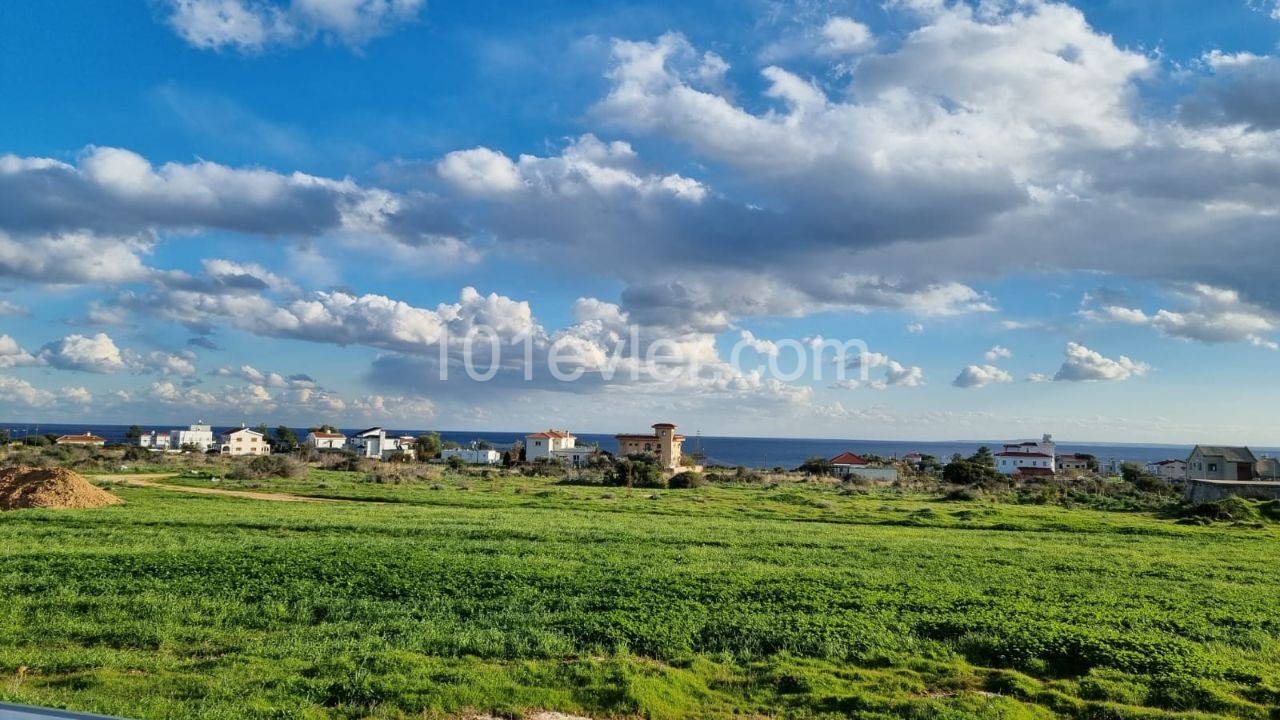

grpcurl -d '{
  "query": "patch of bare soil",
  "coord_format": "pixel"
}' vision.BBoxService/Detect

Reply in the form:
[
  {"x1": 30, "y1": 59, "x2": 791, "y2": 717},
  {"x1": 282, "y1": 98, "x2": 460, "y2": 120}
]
[{"x1": 0, "y1": 466, "x2": 124, "y2": 510}]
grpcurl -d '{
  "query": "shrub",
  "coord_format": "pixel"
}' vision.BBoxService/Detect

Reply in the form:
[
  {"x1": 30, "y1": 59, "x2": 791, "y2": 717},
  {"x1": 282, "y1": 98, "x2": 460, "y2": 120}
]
[
  {"x1": 122, "y1": 445, "x2": 152, "y2": 462},
  {"x1": 228, "y1": 454, "x2": 305, "y2": 480},
  {"x1": 668, "y1": 471, "x2": 706, "y2": 489}
]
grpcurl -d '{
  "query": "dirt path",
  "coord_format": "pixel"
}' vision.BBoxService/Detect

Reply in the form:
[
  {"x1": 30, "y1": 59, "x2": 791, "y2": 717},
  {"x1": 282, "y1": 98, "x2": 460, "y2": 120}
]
[{"x1": 94, "y1": 474, "x2": 333, "y2": 503}]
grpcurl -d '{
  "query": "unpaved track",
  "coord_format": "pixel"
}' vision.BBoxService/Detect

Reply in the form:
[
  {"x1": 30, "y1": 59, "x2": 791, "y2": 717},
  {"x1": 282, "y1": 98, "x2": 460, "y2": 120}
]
[{"x1": 94, "y1": 474, "x2": 333, "y2": 503}]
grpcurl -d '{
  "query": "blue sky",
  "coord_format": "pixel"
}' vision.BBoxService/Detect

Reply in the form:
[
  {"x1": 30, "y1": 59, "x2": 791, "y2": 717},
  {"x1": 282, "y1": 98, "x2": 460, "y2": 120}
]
[{"x1": 1, "y1": 0, "x2": 1279, "y2": 443}]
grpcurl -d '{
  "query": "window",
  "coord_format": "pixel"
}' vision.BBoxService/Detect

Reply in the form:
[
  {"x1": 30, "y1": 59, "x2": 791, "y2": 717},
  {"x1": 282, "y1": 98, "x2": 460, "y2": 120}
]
[{"x1": 1208, "y1": 463, "x2": 1218, "y2": 472}]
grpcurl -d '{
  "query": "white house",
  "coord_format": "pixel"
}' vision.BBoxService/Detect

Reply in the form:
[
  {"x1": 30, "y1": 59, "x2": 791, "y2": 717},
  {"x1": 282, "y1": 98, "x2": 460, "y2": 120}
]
[
  {"x1": 305, "y1": 431, "x2": 346, "y2": 450},
  {"x1": 552, "y1": 446, "x2": 599, "y2": 468},
  {"x1": 170, "y1": 423, "x2": 216, "y2": 452},
  {"x1": 139, "y1": 431, "x2": 171, "y2": 451},
  {"x1": 1146, "y1": 459, "x2": 1188, "y2": 483},
  {"x1": 441, "y1": 447, "x2": 502, "y2": 465},
  {"x1": 351, "y1": 428, "x2": 415, "y2": 460},
  {"x1": 220, "y1": 426, "x2": 271, "y2": 456},
  {"x1": 525, "y1": 430, "x2": 576, "y2": 462},
  {"x1": 995, "y1": 434, "x2": 1056, "y2": 475}
]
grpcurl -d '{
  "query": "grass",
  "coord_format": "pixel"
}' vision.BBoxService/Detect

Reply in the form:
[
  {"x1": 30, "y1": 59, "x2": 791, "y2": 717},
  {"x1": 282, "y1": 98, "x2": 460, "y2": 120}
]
[{"x1": 0, "y1": 469, "x2": 1277, "y2": 719}]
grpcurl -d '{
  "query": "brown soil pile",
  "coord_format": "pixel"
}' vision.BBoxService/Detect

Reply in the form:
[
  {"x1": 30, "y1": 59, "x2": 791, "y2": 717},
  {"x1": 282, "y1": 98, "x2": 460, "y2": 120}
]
[{"x1": 0, "y1": 466, "x2": 124, "y2": 510}]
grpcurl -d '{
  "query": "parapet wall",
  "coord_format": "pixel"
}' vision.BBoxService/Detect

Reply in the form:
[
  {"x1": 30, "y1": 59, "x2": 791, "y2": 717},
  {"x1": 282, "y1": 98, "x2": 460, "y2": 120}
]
[{"x1": 1185, "y1": 479, "x2": 1280, "y2": 503}]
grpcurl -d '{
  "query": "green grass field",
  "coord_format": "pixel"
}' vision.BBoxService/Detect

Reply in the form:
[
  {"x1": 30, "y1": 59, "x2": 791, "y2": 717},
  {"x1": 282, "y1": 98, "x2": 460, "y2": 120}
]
[{"x1": 1, "y1": 471, "x2": 1278, "y2": 719}]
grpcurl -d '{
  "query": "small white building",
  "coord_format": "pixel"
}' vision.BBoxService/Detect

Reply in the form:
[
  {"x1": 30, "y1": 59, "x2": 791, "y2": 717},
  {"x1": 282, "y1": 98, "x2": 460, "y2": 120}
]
[
  {"x1": 170, "y1": 423, "x2": 216, "y2": 452},
  {"x1": 305, "y1": 431, "x2": 346, "y2": 450},
  {"x1": 351, "y1": 428, "x2": 415, "y2": 461},
  {"x1": 138, "y1": 430, "x2": 171, "y2": 451},
  {"x1": 1146, "y1": 459, "x2": 1188, "y2": 483},
  {"x1": 552, "y1": 446, "x2": 599, "y2": 468},
  {"x1": 830, "y1": 452, "x2": 898, "y2": 482},
  {"x1": 525, "y1": 430, "x2": 576, "y2": 462},
  {"x1": 995, "y1": 434, "x2": 1056, "y2": 475},
  {"x1": 441, "y1": 447, "x2": 502, "y2": 465},
  {"x1": 220, "y1": 426, "x2": 271, "y2": 456}
]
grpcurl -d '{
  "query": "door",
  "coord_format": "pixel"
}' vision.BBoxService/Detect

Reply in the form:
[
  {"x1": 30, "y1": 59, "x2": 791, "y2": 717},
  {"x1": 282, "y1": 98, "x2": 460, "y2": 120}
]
[{"x1": 1238, "y1": 463, "x2": 1254, "y2": 481}]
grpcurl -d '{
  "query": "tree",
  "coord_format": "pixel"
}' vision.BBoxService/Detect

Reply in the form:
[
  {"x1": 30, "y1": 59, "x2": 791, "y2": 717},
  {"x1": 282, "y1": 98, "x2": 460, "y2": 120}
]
[
  {"x1": 309, "y1": 424, "x2": 339, "y2": 434},
  {"x1": 970, "y1": 446, "x2": 995, "y2": 468},
  {"x1": 275, "y1": 425, "x2": 299, "y2": 450},
  {"x1": 0, "y1": 428, "x2": 9, "y2": 446},
  {"x1": 446, "y1": 455, "x2": 466, "y2": 471},
  {"x1": 442, "y1": 440, "x2": 462, "y2": 450},
  {"x1": 606, "y1": 455, "x2": 665, "y2": 488},
  {"x1": 255, "y1": 423, "x2": 270, "y2": 439},
  {"x1": 798, "y1": 456, "x2": 834, "y2": 476},
  {"x1": 417, "y1": 432, "x2": 442, "y2": 460},
  {"x1": 125, "y1": 425, "x2": 143, "y2": 443},
  {"x1": 943, "y1": 459, "x2": 1002, "y2": 485}
]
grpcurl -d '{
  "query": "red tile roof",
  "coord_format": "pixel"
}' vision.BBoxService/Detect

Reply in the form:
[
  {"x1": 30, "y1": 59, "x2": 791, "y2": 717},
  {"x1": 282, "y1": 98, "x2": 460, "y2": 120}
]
[
  {"x1": 527, "y1": 430, "x2": 573, "y2": 439},
  {"x1": 55, "y1": 434, "x2": 104, "y2": 443},
  {"x1": 830, "y1": 452, "x2": 869, "y2": 466}
]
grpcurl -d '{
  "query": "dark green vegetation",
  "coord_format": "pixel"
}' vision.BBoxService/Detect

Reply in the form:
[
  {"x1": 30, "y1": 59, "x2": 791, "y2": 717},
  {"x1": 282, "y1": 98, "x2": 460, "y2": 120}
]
[{"x1": 1, "y1": 469, "x2": 1278, "y2": 719}]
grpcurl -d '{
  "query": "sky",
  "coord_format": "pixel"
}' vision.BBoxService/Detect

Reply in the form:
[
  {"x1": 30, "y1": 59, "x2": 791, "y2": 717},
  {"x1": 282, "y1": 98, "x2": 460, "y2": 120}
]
[{"x1": 1, "y1": 0, "x2": 1280, "y2": 443}]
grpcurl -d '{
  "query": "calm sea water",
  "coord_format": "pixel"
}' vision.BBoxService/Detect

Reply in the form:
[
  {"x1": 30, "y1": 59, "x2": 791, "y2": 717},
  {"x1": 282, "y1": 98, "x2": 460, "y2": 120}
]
[{"x1": 0, "y1": 422, "x2": 1244, "y2": 469}]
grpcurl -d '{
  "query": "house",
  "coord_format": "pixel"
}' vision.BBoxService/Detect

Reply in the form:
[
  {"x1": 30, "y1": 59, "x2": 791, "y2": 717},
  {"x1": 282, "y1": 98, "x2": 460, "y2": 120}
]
[
  {"x1": 55, "y1": 433, "x2": 105, "y2": 447},
  {"x1": 1056, "y1": 454, "x2": 1092, "y2": 473},
  {"x1": 138, "y1": 430, "x2": 171, "y2": 451},
  {"x1": 350, "y1": 428, "x2": 414, "y2": 461},
  {"x1": 440, "y1": 447, "x2": 502, "y2": 465},
  {"x1": 525, "y1": 430, "x2": 576, "y2": 462},
  {"x1": 1146, "y1": 459, "x2": 1188, "y2": 483},
  {"x1": 996, "y1": 434, "x2": 1056, "y2": 475},
  {"x1": 901, "y1": 452, "x2": 926, "y2": 470},
  {"x1": 552, "y1": 446, "x2": 600, "y2": 468},
  {"x1": 219, "y1": 426, "x2": 270, "y2": 456},
  {"x1": 305, "y1": 431, "x2": 346, "y2": 450},
  {"x1": 830, "y1": 451, "x2": 899, "y2": 482},
  {"x1": 170, "y1": 423, "x2": 216, "y2": 452},
  {"x1": 1257, "y1": 457, "x2": 1280, "y2": 481},
  {"x1": 616, "y1": 423, "x2": 685, "y2": 470},
  {"x1": 1187, "y1": 446, "x2": 1258, "y2": 482}
]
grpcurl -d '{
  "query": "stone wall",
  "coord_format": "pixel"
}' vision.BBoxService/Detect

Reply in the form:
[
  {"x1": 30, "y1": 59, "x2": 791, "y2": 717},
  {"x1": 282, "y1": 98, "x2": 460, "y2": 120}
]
[{"x1": 1184, "y1": 479, "x2": 1280, "y2": 503}]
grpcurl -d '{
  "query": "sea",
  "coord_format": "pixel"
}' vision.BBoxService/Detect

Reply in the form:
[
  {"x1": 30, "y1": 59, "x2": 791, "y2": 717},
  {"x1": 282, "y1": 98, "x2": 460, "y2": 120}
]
[{"x1": 2, "y1": 422, "x2": 1259, "y2": 469}]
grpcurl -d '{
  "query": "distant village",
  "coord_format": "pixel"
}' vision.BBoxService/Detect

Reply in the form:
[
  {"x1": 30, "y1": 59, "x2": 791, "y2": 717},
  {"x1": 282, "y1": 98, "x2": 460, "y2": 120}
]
[{"x1": 40, "y1": 424, "x2": 1280, "y2": 502}]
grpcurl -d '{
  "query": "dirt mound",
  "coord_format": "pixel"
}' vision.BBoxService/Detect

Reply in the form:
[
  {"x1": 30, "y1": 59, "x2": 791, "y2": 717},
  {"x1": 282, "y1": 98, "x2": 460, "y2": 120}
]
[{"x1": 0, "y1": 466, "x2": 123, "y2": 510}]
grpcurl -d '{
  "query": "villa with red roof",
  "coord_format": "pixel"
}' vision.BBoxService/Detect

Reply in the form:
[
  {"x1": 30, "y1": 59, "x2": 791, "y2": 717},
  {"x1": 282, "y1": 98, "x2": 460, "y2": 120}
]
[
  {"x1": 995, "y1": 434, "x2": 1056, "y2": 476},
  {"x1": 55, "y1": 433, "x2": 105, "y2": 447}
]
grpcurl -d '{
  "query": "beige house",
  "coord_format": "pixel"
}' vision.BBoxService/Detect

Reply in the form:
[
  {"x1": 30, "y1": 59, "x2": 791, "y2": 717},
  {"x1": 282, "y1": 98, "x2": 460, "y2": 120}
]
[
  {"x1": 305, "y1": 431, "x2": 346, "y2": 450},
  {"x1": 616, "y1": 423, "x2": 684, "y2": 470},
  {"x1": 1187, "y1": 446, "x2": 1257, "y2": 481},
  {"x1": 1056, "y1": 454, "x2": 1092, "y2": 473},
  {"x1": 220, "y1": 427, "x2": 271, "y2": 456}
]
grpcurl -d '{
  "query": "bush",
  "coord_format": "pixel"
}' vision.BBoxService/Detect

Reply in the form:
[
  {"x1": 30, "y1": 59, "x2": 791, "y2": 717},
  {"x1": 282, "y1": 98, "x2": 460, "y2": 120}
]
[
  {"x1": 668, "y1": 471, "x2": 706, "y2": 489},
  {"x1": 122, "y1": 445, "x2": 152, "y2": 462},
  {"x1": 605, "y1": 455, "x2": 666, "y2": 488},
  {"x1": 228, "y1": 454, "x2": 305, "y2": 480}
]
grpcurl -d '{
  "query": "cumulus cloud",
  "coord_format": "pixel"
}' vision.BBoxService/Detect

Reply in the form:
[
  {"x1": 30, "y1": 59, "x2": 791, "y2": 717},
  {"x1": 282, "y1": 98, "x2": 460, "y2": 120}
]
[
  {"x1": 984, "y1": 345, "x2": 1013, "y2": 362},
  {"x1": 819, "y1": 17, "x2": 874, "y2": 55},
  {"x1": 37, "y1": 333, "x2": 197, "y2": 376},
  {"x1": 1081, "y1": 283, "x2": 1279, "y2": 350},
  {"x1": 1051, "y1": 341, "x2": 1150, "y2": 382},
  {"x1": 0, "y1": 147, "x2": 471, "y2": 286},
  {"x1": 0, "y1": 335, "x2": 39, "y2": 369},
  {"x1": 165, "y1": 0, "x2": 424, "y2": 52},
  {"x1": 953, "y1": 364, "x2": 1013, "y2": 388}
]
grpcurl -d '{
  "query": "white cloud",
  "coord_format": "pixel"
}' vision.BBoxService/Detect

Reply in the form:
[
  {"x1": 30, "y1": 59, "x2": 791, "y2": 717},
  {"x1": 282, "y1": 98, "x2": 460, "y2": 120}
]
[
  {"x1": 906, "y1": 322, "x2": 924, "y2": 334},
  {"x1": 165, "y1": 0, "x2": 424, "y2": 52},
  {"x1": 37, "y1": 333, "x2": 197, "y2": 376},
  {"x1": 1052, "y1": 341, "x2": 1150, "y2": 382},
  {"x1": 953, "y1": 364, "x2": 1013, "y2": 388},
  {"x1": 0, "y1": 300, "x2": 28, "y2": 317},
  {"x1": 984, "y1": 345, "x2": 1013, "y2": 362},
  {"x1": 820, "y1": 17, "x2": 874, "y2": 55},
  {"x1": 0, "y1": 335, "x2": 39, "y2": 369},
  {"x1": 1082, "y1": 283, "x2": 1279, "y2": 350}
]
